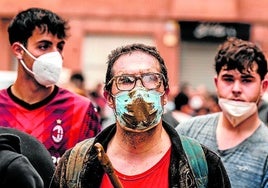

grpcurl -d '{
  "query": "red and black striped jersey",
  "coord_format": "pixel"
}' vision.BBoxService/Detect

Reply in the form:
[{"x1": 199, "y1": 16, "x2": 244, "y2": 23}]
[{"x1": 0, "y1": 86, "x2": 101, "y2": 165}]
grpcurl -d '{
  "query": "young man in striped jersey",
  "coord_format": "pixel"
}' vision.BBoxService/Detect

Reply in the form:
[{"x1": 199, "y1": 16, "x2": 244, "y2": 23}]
[{"x1": 0, "y1": 7, "x2": 101, "y2": 165}]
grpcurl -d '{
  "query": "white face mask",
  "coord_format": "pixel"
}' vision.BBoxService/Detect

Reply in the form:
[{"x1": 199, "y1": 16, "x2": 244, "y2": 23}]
[
  {"x1": 218, "y1": 98, "x2": 257, "y2": 127},
  {"x1": 19, "y1": 44, "x2": 63, "y2": 87}
]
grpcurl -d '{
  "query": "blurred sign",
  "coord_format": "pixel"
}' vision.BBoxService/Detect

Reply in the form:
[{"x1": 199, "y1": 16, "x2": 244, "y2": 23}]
[{"x1": 179, "y1": 21, "x2": 250, "y2": 42}]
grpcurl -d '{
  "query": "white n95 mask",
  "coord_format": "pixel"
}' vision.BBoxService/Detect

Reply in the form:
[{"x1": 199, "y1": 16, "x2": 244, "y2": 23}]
[
  {"x1": 19, "y1": 44, "x2": 63, "y2": 87},
  {"x1": 218, "y1": 98, "x2": 257, "y2": 127}
]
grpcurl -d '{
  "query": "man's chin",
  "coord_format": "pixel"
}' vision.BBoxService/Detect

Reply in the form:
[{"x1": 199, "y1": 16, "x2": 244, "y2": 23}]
[{"x1": 120, "y1": 123, "x2": 158, "y2": 133}]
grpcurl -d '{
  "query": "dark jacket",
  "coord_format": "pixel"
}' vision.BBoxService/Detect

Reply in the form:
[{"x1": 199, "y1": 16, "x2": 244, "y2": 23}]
[
  {"x1": 0, "y1": 133, "x2": 44, "y2": 188},
  {"x1": 0, "y1": 127, "x2": 55, "y2": 188},
  {"x1": 53, "y1": 122, "x2": 230, "y2": 188}
]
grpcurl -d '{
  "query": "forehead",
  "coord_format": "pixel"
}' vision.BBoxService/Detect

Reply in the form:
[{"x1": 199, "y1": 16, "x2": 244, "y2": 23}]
[
  {"x1": 219, "y1": 63, "x2": 259, "y2": 78},
  {"x1": 113, "y1": 51, "x2": 160, "y2": 75},
  {"x1": 28, "y1": 27, "x2": 64, "y2": 43}
]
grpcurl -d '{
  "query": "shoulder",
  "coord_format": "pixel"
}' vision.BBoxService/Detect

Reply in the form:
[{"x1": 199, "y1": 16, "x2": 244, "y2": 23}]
[
  {"x1": 0, "y1": 133, "x2": 44, "y2": 188},
  {"x1": 2, "y1": 153, "x2": 44, "y2": 187},
  {"x1": 0, "y1": 127, "x2": 54, "y2": 186},
  {"x1": 0, "y1": 134, "x2": 21, "y2": 166},
  {"x1": 57, "y1": 87, "x2": 94, "y2": 105},
  {"x1": 252, "y1": 123, "x2": 268, "y2": 145},
  {"x1": 53, "y1": 140, "x2": 93, "y2": 188},
  {"x1": 183, "y1": 113, "x2": 220, "y2": 124},
  {"x1": 162, "y1": 111, "x2": 179, "y2": 128},
  {"x1": 0, "y1": 88, "x2": 10, "y2": 101},
  {"x1": 176, "y1": 113, "x2": 220, "y2": 132},
  {"x1": 0, "y1": 88, "x2": 7, "y2": 95},
  {"x1": 0, "y1": 127, "x2": 52, "y2": 159}
]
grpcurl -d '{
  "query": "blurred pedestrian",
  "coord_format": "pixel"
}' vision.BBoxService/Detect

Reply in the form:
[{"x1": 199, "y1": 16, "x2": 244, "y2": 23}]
[
  {"x1": 173, "y1": 91, "x2": 193, "y2": 121},
  {"x1": 67, "y1": 72, "x2": 88, "y2": 97}
]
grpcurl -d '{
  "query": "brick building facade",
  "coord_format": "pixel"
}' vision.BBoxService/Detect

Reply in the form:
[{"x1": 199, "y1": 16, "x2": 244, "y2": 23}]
[{"x1": 1, "y1": 0, "x2": 268, "y2": 95}]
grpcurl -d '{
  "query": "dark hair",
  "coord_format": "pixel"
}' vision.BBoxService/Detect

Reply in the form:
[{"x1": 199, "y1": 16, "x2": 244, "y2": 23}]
[
  {"x1": 8, "y1": 7, "x2": 69, "y2": 46},
  {"x1": 174, "y1": 92, "x2": 189, "y2": 110},
  {"x1": 104, "y1": 43, "x2": 169, "y2": 92},
  {"x1": 214, "y1": 37, "x2": 267, "y2": 80},
  {"x1": 70, "y1": 72, "x2": 84, "y2": 82}
]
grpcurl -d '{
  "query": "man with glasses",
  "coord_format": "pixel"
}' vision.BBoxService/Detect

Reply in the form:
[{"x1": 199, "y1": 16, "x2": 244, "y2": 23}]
[{"x1": 52, "y1": 43, "x2": 230, "y2": 188}]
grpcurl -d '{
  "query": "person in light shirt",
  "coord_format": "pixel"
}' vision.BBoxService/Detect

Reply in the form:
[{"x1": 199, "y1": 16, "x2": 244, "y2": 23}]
[{"x1": 177, "y1": 37, "x2": 268, "y2": 188}]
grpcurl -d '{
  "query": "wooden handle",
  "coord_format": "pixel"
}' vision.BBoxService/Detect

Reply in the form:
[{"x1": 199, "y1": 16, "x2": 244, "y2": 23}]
[{"x1": 94, "y1": 143, "x2": 123, "y2": 188}]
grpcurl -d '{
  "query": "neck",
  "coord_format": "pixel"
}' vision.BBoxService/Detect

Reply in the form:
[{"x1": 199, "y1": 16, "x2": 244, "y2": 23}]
[
  {"x1": 11, "y1": 81, "x2": 54, "y2": 104},
  {"x1": 216, "y1": 112, "x2": 261, "y2": 150},
  {"x1": 106, "y1": 122, "x2": 171, "y2": 175},
  {"x1": 109, "y1": 122, "x2": 170, "y2": 155},
  {"x1": 220, "y1": 112, "x2": 260, "y2": 131}
]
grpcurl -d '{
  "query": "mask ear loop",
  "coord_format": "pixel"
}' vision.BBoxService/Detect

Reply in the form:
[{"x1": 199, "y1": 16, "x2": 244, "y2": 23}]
[
  {"x1": 18, "y1": 44, "x2": 37, "y2": 60},
  {"x1": 18, "y1": 44, "x2": 36, "y2": 76},
  {"x1": 19, "y1": 59, "x2": 36, "y2": 76}
]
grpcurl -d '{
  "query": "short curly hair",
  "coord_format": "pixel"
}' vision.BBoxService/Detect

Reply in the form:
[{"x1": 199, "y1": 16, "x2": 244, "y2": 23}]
[
  {"x1": 104, "y1": 43, "x2": 169, "y2": 92},
  {"x1": 214, "y1": 37, "x2": 267, "y2": 80},
  {"x1": 8, "y1": 7, "x2": 69, "y2": 46}
]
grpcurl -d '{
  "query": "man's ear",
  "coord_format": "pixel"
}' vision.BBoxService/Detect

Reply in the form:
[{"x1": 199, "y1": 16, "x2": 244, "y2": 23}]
[
  {"x1": 261, "y1": 79, "x2": 268, "y2": 95},
  {"x1": 163, "y1": 88, "x2": 169, "y2": 105},
  {"x1": 103, "y1": 90, "x2": 115, "y2": 108},
  {"x1": 11, "y1": 42, "x2": 24, "y2": 59},
  {"x1": 214, "y1": 75, "x2": 218, "y2": 87}
]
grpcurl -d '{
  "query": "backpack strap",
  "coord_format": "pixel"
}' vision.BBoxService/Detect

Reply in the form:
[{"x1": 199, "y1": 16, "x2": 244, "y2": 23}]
[
  {"x1": 180, "y1": 135, "x2": 208, "y2": 188},
  {"x1": 66, "y1": 138, "x2": 94, "y2": 188}
]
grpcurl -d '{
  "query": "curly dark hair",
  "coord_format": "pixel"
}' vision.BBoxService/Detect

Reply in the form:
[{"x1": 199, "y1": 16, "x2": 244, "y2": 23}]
[
  {"x1": 104, "y1": 43, "x2": 169, "y2": 92},
  {"x1": 215, "y1": 37, "x2": 267, "y2": 80},
  {"x1": 8, "y1": 7, "x2": 69, "y2": 46}
]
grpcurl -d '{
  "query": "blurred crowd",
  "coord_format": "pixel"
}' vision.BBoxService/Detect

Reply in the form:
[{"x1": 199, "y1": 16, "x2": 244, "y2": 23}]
[
  {"x1": 64, "y1": 71, "x2": 114, "y2": 129},
  {"x1": 65, "y1": 73, "x2": 268, "y2": 130},
  {"x1": 163, "y1": 82, "x2": 221, "y2": 127}
]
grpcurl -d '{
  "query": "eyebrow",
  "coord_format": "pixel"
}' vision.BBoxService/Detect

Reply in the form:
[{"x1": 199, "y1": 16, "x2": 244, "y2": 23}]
[
  {"x1": 37, "y1": 39, "x2": 65, "y2": 45},
  {"x1": 241, "y1": 74, "x2": 254, "y2": 79},
  {"x1": 222, "y1": 73, "x2": 254, "y2": 79},
  {"x1": 36, "y1": 40, "x2": 52, "y2": 45}
]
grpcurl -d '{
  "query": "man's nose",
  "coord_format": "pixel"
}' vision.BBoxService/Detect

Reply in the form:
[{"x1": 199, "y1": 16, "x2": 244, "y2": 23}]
[
  {"x1": 232, "y1": 81, "x2": 242, "y2": 94},
  {"x1": 135, "y1": 78, "x2": 144, "y2": 88}
]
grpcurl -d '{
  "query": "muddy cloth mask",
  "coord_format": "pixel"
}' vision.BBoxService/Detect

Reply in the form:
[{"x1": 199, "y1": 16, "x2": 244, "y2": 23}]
[
  {"x1": 218, "y1": 98, "x2": 257, "y2": 127},
  {"x1": 19, "y1": 44, "x2": 63, "y2": 87},
  {"x1": 113, "y1": 88, "x2": 164, "y2": 132}
]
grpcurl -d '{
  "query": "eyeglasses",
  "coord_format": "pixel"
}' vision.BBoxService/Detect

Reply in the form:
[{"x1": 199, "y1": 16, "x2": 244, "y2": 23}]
[{"x1": 108, "y1": 73, "x2": 164, "y2": 91}]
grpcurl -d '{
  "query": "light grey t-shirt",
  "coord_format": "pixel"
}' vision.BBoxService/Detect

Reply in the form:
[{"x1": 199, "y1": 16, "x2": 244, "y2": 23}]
[{"x1": 176, "y1": 112, "x2": 268, "y2": 188}]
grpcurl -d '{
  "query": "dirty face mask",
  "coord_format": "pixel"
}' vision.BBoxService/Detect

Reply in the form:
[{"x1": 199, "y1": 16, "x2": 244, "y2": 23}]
[
  {"x1": 19, "y1": 44, "x2": 63, "y2": 87},
  {"x1": 218, "y1": 98, "x2": 257, "y2": 127},
  {"x1": 113, "y1": 88, "x2": 164, "y2": 132}
]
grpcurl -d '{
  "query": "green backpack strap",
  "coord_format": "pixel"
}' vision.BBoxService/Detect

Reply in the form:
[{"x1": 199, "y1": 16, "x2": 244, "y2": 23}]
[
  {"x1": 66, "y1": 138, "x2": 94, "y2": 188},
  {"x1": 180, "y1": 135, "x2": 208, "y2": 188}
]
